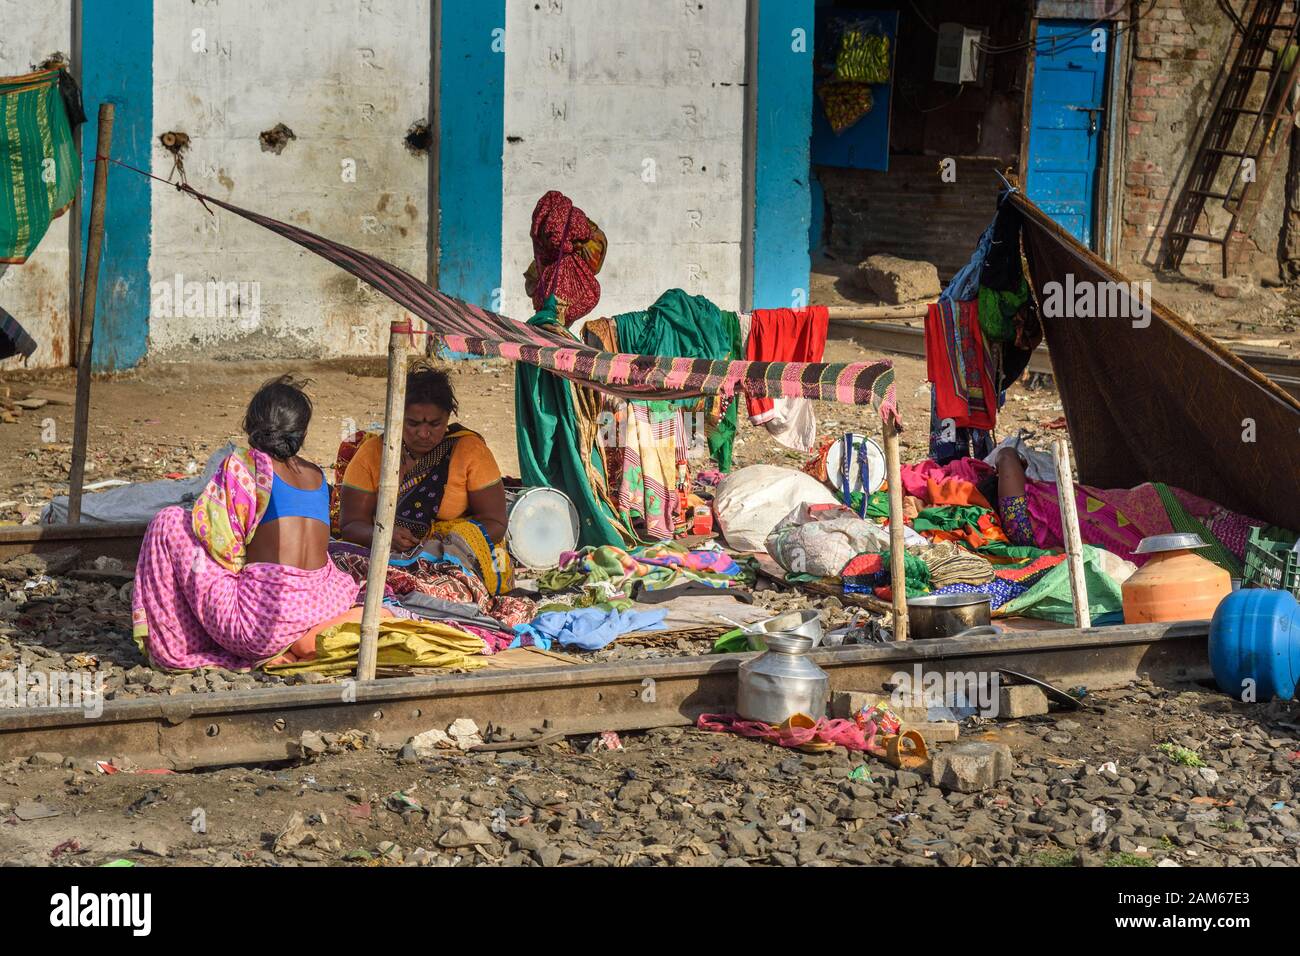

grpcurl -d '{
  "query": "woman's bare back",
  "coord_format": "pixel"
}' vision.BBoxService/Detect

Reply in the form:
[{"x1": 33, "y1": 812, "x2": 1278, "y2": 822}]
[{"x1": 244, "y1": 456, "x2": 331, "y2": 570}]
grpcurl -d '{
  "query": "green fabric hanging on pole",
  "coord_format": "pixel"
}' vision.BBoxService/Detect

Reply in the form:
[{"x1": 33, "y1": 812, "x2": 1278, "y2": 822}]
[
  {"x1": 1, "y1": 69, "x2": 80, "y2": 265},
  {"x1": 515, "y1": 299, "x2": 633, "y2": 548},
  {"x1": 614, "y1": 288, "x2": 734, "y2": 360},
  {"x1": 614, "y1": 288, "x2": 741, "y2": 472},
  {"x1": 707, "y1": 309, "x2": 742, "y2": 472}
]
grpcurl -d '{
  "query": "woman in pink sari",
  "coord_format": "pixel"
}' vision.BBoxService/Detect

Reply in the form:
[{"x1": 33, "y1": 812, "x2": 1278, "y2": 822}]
[{"x1": 132, "y1": 377, "x2": 360, "y2": 671}]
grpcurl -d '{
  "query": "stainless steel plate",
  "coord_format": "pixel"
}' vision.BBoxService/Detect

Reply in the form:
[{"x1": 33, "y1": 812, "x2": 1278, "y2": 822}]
[{"x1": 1133, "y1": 533, "x2": 1207, "y2": 554}]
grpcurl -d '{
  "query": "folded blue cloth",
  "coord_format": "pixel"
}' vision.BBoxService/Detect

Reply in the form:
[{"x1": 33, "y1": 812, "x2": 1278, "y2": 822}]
[{"x1": 513, "y1": 606, "x2": 668, "y2": 652}]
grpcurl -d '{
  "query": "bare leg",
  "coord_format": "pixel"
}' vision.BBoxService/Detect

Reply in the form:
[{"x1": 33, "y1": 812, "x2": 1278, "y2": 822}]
[
  {"x1": 994, "y1": 447, "x2": 1034, "y2": 546},
  {"x1": 995, "y1": 446, "x2": 1027, "y2": 499}
]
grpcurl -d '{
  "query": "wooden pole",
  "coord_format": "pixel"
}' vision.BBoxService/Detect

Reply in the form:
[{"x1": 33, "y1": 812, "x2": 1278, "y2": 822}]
[
  {"x1": 356, "y1": 320, "x2": 411, "y2": 681},
  {"x1": 1053, "y1": 438, "x2": 1092, "y2": 629},
  {"x1": 67, "y1": 103, "x2": 114, "y2": 524},
  {"x1": 882, "y1": 416, "x2": 909, "y2": 641},
  {"x1": 825, "y1": 303, "x2": 929, "y2": 322}
]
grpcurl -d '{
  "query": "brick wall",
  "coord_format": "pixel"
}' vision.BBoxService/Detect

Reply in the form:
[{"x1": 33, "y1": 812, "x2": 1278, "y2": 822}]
[{"x1": 1120, "y1": 0, "x2": 1289, "y2": 278}]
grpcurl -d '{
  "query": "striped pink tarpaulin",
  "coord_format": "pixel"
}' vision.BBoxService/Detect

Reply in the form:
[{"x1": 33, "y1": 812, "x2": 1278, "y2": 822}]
[{"x1": 168, "y1": 182, "x2": 900, "y2": 426}]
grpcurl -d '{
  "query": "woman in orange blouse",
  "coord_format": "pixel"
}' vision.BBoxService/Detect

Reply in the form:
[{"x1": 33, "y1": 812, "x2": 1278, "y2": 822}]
[{"x1": 337, "y1": 367, "x2": 511, "y2": 590}]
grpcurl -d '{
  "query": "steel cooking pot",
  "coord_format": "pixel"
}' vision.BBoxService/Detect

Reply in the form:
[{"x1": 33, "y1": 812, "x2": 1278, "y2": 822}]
[{"x1": 906, "y1": 593, "x2": 994, "y2": 641}]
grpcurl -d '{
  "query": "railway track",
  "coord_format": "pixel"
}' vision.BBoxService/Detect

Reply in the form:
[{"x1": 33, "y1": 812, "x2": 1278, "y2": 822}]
[
  {"x1": 0, "y1": 521, "x2": 148, "y2": 564},
  {"x1": 831, "y1": 319, "x2": 1300, "y2": 399},
  {"x1": 0, "y1": 621, "x2": 1210, "y2": 769}
]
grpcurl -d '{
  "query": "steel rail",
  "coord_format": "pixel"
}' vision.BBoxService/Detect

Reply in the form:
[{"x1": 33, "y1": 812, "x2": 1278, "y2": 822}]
[
  {"x1": 0, "y1": 621, "x2": 1210, "y2": 770},
  {"x1": 830, "y1": 318, "x2": 1300, "y2": 398},
  {"x1": 0, "y1": 521, "x2": 149, "y2": 564}
]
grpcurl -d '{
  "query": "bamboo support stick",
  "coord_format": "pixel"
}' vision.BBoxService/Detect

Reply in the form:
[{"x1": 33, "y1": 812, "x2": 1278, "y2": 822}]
[
  {"x1": 1053, "y1": 438, "x2": 1092, "y2": 629},
  {"x1": 882, "y1": 416, "x2": 909, "y2": 641},
  {"x1": 825, "y1": 303, "x2": 929, "y2": 321},
  {"x1": 67, "y1": 104, "x2": 114, "y2": 524},
  {"x1": 356, "y1": 320, "x2": 411, "y2": 681}
]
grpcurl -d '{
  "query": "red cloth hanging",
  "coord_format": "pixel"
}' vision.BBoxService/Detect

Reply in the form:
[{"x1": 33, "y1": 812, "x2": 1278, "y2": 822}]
[
  {"x1": 745, "y1": 306, "x2": 830, "y2": 423},
  {"x1": 926, "y1": 300, "x2": 997, "y2": 431}
]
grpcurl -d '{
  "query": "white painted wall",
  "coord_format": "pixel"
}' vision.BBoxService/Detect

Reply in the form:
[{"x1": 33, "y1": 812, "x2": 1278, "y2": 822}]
[
  {"x1": 501, "y1": 0, "x2": 747, "y2": 323},
  {"x1": 147, "y1": 0, "x2": 431, "y2": 360},
  {"x1": 0, "y1": 0, "x2": 73, "y2": 370},
  {"x1": 3, "y1": 0, "x2": 752, "y2": 365}
]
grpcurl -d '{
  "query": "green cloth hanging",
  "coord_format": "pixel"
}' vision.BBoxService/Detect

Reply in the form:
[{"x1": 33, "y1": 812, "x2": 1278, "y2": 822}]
[
  {"x1": 707, "y1": 309, "x2": 742, "y2": 472},
  {"x1": 613, "y1": 289, "x2": 740, "y2": 472},
  {"x1": 515, "y1": 298, "x2": 632, "y2": 548},
  {"x1": 976, "y1": 278, "x2": 1030, "y2": 344},
  {"x1": 1, "y1": 69, "x2": 80, "y2": 264},
  {"x1": 613, "y1": 288, "x2": 734, "y2": 359}
]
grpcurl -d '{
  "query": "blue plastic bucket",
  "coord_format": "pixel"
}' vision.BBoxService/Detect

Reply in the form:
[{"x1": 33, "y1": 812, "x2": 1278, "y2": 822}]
[{"x1": 1209, "y1": 589, "x2": 1300, "y2": 702}]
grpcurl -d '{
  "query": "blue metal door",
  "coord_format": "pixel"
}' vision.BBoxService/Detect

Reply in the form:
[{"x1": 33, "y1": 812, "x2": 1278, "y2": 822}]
[{"x1": 1025, "y1": 20, "x2": 1109, "y2": 248}]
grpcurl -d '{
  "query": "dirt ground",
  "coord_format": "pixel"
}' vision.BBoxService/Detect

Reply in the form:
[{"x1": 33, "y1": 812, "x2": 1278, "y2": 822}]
[{"x1": 0, "y1": 339, "x2": 1063, "y2": 522}]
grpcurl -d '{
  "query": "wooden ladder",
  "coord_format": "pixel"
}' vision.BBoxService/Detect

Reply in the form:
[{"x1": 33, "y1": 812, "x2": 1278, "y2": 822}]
[{"x1": 1160, "y1": 0, "x2": 1300, "y2": 276}]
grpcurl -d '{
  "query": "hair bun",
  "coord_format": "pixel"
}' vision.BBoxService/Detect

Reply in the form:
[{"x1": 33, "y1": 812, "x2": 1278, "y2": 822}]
[
  {"x1": 248, "y1": 427, "x2": 302, "y2": 460},
  {"x1": 243, "y1": 376, "x2": 313, "y2": 460}
]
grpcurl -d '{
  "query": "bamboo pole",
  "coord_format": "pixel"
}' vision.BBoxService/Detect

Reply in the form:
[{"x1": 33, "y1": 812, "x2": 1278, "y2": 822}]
[
  {"x1": 67, "y1": 103, "x2": 114, "y2": 524},
  {"x1": 356, "y1": 320, "x2": 411, "y2": 681},
  {"x1": 825, "y1": 303, "x2": 929, "y2": 321},
  {"x1": 882, "y1": 416, "x2": 909, "y2": 641},
  {"x1": 1053, "y1": 438, "x2": 1092, "y2": 629}
]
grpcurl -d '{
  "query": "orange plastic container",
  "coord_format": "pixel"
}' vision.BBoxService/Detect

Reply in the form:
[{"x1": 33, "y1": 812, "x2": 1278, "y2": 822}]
[{"x1": 1122, "y1": 549, "x2": 1232, "y2": 623}]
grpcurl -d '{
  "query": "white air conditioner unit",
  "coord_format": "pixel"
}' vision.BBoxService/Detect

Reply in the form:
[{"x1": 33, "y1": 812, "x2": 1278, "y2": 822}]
[{"x1": 934, "y1": 22, "x2": 985, "y2": 85}]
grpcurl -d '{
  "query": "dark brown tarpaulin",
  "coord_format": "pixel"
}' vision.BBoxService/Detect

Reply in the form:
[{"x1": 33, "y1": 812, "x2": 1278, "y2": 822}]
[{"x1": 1013, "y1": 192, "x2": 1300, "y2": 532}]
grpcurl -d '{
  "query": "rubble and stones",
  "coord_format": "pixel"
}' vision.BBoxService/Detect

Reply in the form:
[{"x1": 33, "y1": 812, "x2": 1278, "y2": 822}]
[{"x1": 2, "y1": 676, "x2": 1299, "y2": 868}]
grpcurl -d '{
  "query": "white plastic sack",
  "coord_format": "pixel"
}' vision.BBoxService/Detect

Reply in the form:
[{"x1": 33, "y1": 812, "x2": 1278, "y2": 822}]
[
  {"x1": 766, "y1": 503, "x2": 892, "y2": 577},
  {"x1": 713, "y1": 465, "x2": 839, "y2": 552},
  {"x1": 766, "y1": 502, "x2": 927, "y2": 576},
  {"x1": 984, "y1": 430, "x2": 1057, "y2": 483}
]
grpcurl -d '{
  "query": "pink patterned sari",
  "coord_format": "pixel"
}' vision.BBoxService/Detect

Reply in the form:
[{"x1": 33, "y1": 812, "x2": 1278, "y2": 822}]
[
  {"x1": 132, "y1": 448, "x2": 360, "y2": 671},
  {"x1": 1024, "y1": 480, "x2": 1263, "y2": 565}
]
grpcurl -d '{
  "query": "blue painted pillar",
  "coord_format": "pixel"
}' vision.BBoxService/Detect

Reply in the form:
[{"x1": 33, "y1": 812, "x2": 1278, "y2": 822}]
[
  {"x1": 752, "y1": 0, "x2": 814, "y2": 310},
  {"x1": 438, "y1": 0, "x2": 505, "y2": 308},
  {"x1": 81, "y1": 0, "x2": 153, "y2": 370}
]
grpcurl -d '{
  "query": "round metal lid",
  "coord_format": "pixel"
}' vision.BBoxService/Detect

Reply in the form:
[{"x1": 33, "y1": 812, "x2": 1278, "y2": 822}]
[{"x1": 1133, "y1": 533, "x2": 1208, "y2": 554}]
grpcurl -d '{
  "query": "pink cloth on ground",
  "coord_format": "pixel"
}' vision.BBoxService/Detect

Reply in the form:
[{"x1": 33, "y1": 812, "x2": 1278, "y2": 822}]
[
  {"x1": 900, "y1": 458, "x2": 995, "y2": 500},
  {"x1": 430, "y1": 621, "x2": 521, "y2": 655},
  {"x1": 1023, "y1": 480, "x2": 1264, "y2": 565},
  {"x1": 132, "y1": 506, "x2": 360, "y2": 671},
  {"x1": 696, "y1": 713, "x2": 877, "y2": 752}
]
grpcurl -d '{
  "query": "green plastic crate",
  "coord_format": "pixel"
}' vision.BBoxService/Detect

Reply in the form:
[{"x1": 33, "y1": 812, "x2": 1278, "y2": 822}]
[{"x1": 1242, "y1": 526, "x2": 1300, "y2": 597}]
